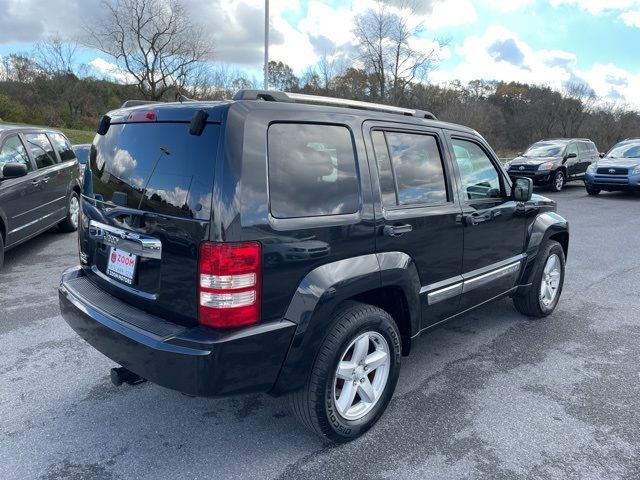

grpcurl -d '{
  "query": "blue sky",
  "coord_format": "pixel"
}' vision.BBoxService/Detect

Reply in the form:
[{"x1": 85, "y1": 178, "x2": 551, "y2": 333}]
[{"x1": 1, "y1": 0, "x2": 639, "y2": 105}]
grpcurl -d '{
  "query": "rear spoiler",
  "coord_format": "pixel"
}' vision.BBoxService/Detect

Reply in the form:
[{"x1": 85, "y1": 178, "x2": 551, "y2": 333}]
[{"x1": 120, "y1": 100, "x2": 160, "y2": 108}]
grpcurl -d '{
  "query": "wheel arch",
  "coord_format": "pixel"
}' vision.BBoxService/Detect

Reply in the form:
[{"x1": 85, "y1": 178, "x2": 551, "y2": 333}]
[
  {"x1": 519, "y1": 211, "x2": 569, "y2": 288},
  {"x1": 269, "y1": 252, "x2": 421, "y2": 396}
]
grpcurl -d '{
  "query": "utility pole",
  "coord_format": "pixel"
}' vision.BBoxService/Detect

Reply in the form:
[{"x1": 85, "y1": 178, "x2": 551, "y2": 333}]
[{"x1": 264, "y1": 0, "x2": 269, "y2": 90}]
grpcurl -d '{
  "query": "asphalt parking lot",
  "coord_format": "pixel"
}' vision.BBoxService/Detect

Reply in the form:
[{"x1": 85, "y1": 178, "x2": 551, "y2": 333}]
[{"x1": 1, "y1": 184, "x2": 639, "y2": 480}]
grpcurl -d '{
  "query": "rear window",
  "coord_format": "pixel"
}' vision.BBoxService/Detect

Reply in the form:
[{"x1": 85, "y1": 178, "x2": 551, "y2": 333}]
[
  {"x1": 267, "y1": 123, "x2": 360, "y2": 218},
  {"x1": 89, "y1": 123, "x2": 219, "y2": 220}
]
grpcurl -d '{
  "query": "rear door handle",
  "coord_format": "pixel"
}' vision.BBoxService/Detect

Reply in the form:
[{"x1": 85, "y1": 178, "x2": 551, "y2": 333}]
[
  {"x1": 41, "y1": 176, "x2": 50, "y2": 183},
  {"x1": 383, "y1": 224, "x2": 413, "y2": 237}
]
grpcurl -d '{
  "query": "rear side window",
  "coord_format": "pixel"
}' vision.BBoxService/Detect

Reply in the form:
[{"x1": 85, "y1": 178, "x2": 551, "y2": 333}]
[
  {"x1": 49, "y1": 133, "x2": 76, "y2": 162},
  {"x1": 0, "y1": 135, "x2": 32, "y2": 171},
  {"x1": 373, "y1": 130, "x2": 448, "y2": 206},
  {"x1": 90, "y1": 123, "x2": 219, "y2": 220},
  {"x1": 25, "y1": 133, "x2": 57, "y2": 169},
  {"x1": 267, "y1": 123, "x2": 359, "y2": 218}
]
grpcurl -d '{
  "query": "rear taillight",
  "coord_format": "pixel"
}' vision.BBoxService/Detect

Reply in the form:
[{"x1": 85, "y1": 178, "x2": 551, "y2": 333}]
[{"x1": 198, "y1": 242, "x2": 261, "y2": 328}]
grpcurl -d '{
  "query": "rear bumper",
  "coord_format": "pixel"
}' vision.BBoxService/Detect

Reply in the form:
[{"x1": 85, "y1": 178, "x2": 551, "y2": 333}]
[{"x1": 59, "y1": 267, "x2": 296, "y2": 397}]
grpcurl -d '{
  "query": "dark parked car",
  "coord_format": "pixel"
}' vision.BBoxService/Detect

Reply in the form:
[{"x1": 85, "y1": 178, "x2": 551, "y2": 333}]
[
  {"x1": 72, "y1": 143, "x2": 91, "y2": 180},
  {"x1": 0, "y1": 125, "x2": 81, "y2": 270},
  {"x1": 59, "y1": 91, "x2": 569, "y2": 442},
  {"x1": 584, "y1": 138, "x2": 640, "y2": 195},
  {"x1": 506, "y1": 138, "x2": 598, "y2": 191}
]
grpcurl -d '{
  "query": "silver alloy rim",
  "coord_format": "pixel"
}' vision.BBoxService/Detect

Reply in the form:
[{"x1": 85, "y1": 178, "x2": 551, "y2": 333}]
[
  {"x1": 555, "y1": 173, "x2": 564, "y2": 190},
  {"x1": 540, "y1": 253, "x2": 561, "y2": 307},
  {"x1": 332, "y1": 331, "x2": 390, "y2": 421},
  {"x1": 70, "y1": 196, "x2": 79, "y2": 228}
]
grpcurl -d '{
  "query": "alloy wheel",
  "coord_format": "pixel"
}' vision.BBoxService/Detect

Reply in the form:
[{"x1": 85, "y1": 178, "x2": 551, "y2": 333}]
[
  {"x1": 332, "y1": 331, "x2": 391, "y2": 421},
  {"x1": 540, "y1": 253, "x2": 561, "y2": 307}
]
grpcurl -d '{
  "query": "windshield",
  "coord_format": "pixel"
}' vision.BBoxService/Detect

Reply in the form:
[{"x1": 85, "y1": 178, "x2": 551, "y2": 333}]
[
  {"x1": 606, "y1": 141, "x2": 640, "y2": 159},
  {"x1": 523, "y1": 142, "x2": 566, "y2": 158}
]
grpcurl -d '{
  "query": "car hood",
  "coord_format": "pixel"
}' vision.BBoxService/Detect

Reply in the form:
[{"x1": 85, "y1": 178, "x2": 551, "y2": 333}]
[
  {"x1": 596, "y1": 158, "x2": 640, "y2": 168},
  {"x1": 511, "y1": 156, "x2": 561, "y2": 165}
]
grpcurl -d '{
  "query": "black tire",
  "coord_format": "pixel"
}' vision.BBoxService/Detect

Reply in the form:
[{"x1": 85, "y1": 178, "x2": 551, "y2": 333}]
[
  {"x1": 513, "y1": 240, "x2": 565, "y2": 318},
  {"x1": 58, "y1": 191, "x2": 79, "y2": 233},
  {"x1": 288, "y1": 301, "x2": 402, "y2": 443},
  {"x1": 549, "y1": 170, "x2": 565, "y2": 192},
  {"x1": 586, "y1": 186, "x2": 600, "y2": 196},
  {"x1": 0, "y1": 232, "x2": 4, "y2": 272}
]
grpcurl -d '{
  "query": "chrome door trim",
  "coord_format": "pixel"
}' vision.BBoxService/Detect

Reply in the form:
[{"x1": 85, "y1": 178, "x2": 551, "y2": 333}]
[
  {"x1": 462, "y1": 261, "x2": 521, "y2": 293},
  {"x1": 427, "y1": 282, "x2": 463, "y2": 305},
  {"x1": 421, "y1": 254, "x2": 525, "y2": 305},
  {"x1": 88, "y1": 220, "x2": 162, "y2": 259}
]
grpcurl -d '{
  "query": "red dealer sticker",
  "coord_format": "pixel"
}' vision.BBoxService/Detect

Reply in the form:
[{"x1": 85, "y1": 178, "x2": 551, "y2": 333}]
[{"x1": 106, "y1": 248, "x2": 137, "y2": 285}]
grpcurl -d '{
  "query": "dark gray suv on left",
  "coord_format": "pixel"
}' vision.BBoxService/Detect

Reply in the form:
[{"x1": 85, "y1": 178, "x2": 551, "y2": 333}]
[
  {"x1": 506, "y1": 138, "x2": 599, "y2": 192},
  {"x1": 0, "y1": 125, "x2": 81, "y2": 270}
]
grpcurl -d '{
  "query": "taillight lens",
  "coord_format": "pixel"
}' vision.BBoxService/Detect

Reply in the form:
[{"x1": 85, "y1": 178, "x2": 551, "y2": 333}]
[{"x1": 198, "y1": 242, "x2": 261, "y2": 328}]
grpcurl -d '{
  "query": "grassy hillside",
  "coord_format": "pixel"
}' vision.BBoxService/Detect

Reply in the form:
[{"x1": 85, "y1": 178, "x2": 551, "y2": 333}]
[{"x1": 0, "y1": 121, "x2": 95, "y2": 145}]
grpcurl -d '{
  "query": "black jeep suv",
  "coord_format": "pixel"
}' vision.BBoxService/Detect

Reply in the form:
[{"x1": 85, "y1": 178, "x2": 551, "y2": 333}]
[
  {"x1": 506, "y1": 138, "x2": 598, "y2": 191},
  {"x1": 59, "y1": 91, "x2": 569, "y2": 442},
  {"x1": 0, "y1": 125, "x2": 81, "y2": 270}
]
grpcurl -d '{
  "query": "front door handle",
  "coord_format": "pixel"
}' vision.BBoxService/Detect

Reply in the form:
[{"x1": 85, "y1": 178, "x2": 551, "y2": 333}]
[
  {"x1": 459, "y1": 211, "x2": 497, "y2": 226},
  {"x1": 30, "y1": 179, "x2": 41, "y2": 186},
  {"x1": 383, "y1": 224, "x2": 413, "y2": 237}
]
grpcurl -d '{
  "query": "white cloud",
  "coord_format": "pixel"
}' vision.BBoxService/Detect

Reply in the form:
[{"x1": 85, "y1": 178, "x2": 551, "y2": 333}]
[
  {"x1": 483, "y1": 0, "x2": 535, "y2": 13},
  {"x1": 430, "y1": 26, "x2": 640, "y2": 107},
  {"x1": 620, "y1": 10, "x2": 640, "y2": 26},
  {"x1": 88, "y1": 58, "x2": 133, "y2": 84},
  {"x1": 549, "y1": 0, "x2": 640, "y2": 14}
]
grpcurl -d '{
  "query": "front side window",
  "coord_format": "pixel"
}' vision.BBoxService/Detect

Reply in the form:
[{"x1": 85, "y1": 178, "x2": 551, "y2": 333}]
[
  {"x1": 24, "y1": 133, "x2": 57, "y2": 169},
  {"x1": 0, "y1": 135, "x2": 32, "y2": 171},
  {"x1": 374, "y1": 130, "x2": 448, "y2": 206},
  {"x1": 452, "y1": 139, "x2": 502, "y2": 201},
  {"x1": 49, "y1": 133, "x2": 76, "y2": 162},
  {"x1": 267, "y1": 123, "x2": 359, "y2": 218}
]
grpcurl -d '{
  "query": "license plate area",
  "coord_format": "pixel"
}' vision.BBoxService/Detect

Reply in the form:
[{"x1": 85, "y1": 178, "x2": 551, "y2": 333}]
[{"x1": 106, "y1": 247, "x2": 138, "y2": 285}]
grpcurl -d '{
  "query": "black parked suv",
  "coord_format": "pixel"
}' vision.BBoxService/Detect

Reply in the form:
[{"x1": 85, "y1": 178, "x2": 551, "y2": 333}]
[
  {"x1": 506, "y1": 138, "x2": 598, "y2": 191},
  {"x1": 0, "y1": 125, "x2": 81, "y2": 270},
  {"x1": 59, "y1": 91, "x2": 569, "y2": 442}
]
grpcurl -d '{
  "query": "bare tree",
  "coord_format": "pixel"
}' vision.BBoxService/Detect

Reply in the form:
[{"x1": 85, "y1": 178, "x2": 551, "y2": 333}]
[
  {"x1": 353, "y1": 0, "x2": 444, "y2": 104},
  {"x1": 86, "y1": 0, "x2": 213, "y2": 99},
  {"x1": 34, "y1": 34, "x2": 79, "y2": 75}
]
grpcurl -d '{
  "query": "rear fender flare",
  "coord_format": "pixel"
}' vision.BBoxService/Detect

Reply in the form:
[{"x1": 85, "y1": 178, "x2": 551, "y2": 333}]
[{"x1": 270, "y1": 252, "x2": 421, "y2": 396}]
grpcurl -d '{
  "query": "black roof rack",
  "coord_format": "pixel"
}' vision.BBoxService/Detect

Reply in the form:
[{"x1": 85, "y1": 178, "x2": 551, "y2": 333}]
[{"x1": 232, "y1": 89, "x2": 437, "y2": 120}]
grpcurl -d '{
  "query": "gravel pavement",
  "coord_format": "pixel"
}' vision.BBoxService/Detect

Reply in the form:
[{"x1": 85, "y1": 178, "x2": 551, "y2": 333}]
[{"x1": 1, "y1": 184, "x2": 639, "y2": 479}]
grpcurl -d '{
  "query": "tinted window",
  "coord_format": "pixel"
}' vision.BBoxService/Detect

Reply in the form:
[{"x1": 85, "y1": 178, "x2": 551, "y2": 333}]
[
  {"x1": 452, "y1": 139, "x2": 502, "y2": 200},
  {"x1": 50, "y1": 133, "x2": 76, "y2": 162},
  {"x1": 523, "y1": 141, "x2": 566, "y2": 158},
  {"x1": 565, "y1": 143, "x2": 578, "y2": 157},
  {"x1": 25, "y1": 133, "x2": 57, "y2": 169},
  {"x1": 0, "y1": 135, "x2": 32, "y2": 171},
  {"x1": 74, "y1": 146, "x2": 90, "y2": 165},
  {"x1": 384, "y1": 131, "x2": 447, "y2": 205},
  {"x1": 371, "y1": 131, "x2": 397, "y2": 208},
  {"x1": 90, "y1": 123, "x2": 219, "y2": 220},
  {"x1": 268, "y1": 123, "x2": 359, "y2": 218},
  {"x1": 578, "y1": 142, "x2": 591, "y2": 155}
]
